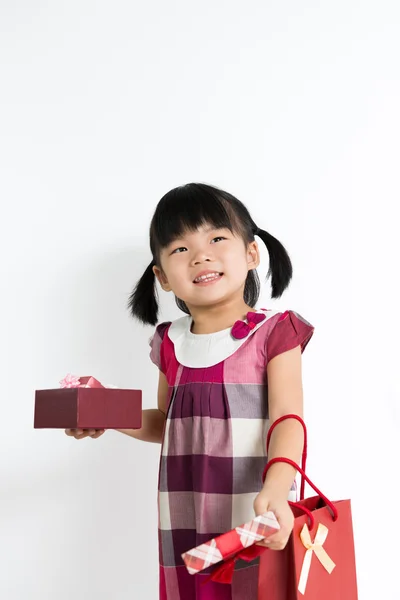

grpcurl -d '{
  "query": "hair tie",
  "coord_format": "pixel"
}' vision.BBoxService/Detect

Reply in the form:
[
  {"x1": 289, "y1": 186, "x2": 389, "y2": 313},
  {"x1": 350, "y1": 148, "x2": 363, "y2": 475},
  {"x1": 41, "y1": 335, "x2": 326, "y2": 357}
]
[{"x1": 254, "y1": 227, "x2": 260, "y2": 236}]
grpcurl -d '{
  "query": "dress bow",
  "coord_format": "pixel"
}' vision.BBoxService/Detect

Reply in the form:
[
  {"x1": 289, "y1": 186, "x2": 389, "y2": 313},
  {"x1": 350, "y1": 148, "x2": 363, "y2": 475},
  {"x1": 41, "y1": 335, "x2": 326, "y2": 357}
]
[{"x1": 231, "y1": 312, "x2": 266, "y2": 340}]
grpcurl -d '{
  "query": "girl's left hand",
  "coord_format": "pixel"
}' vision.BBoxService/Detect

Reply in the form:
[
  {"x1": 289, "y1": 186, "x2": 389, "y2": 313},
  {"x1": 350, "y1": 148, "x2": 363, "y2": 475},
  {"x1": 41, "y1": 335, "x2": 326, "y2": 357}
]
[{"x1": 253, "y1": 489, "x2": 294, "y2": 551}]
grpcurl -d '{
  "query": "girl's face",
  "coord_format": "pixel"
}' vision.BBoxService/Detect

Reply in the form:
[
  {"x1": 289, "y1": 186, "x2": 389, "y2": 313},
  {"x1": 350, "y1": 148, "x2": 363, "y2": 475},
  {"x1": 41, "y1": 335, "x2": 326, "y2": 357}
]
[{"x1": 153, "y1": 224, "x2": 260, "y2": 309}]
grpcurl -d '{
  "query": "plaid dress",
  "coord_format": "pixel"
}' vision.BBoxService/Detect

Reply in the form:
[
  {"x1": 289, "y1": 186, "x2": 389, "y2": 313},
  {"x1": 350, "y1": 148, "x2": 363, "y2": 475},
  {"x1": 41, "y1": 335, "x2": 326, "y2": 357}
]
[{"x1": 149, "y1": 308, "x2": 315, "y2": 599}]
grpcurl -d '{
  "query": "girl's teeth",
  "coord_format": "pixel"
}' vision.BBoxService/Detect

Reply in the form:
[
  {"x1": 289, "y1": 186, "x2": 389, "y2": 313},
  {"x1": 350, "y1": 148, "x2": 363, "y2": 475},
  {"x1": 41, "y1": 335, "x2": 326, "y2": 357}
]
[{"x1": 195, "y1": 273, "x2": 220, "y2": 282}]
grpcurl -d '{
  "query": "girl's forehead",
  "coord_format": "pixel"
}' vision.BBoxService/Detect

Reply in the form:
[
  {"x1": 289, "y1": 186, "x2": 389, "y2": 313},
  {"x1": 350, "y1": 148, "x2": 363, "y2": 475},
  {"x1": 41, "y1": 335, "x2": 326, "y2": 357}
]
[{"x1": 176, "y1": 224, "x2": 232, "y2": 237}]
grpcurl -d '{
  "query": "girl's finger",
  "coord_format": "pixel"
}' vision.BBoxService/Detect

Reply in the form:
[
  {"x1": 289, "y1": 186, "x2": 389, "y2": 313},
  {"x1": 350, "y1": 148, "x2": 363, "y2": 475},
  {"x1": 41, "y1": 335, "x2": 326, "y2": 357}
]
[
  {"x1": 265, "y1": 537, "x2": 289, "y2": 551},
  {"x1": 255, "y1": 540, "x2": 270, "y2": 548},
  {"x1": 74, "y1": 429, "x2": 87, "y2": 438},
  {"x1": 267, "y1": 543, "x2": 287, "y2": 551},
  {"x1": 265, "y1": 532, "x2": 287, "y2": 545},
  {"x1": 91, "y1": 430, "x2": 104, "y2": 438}
]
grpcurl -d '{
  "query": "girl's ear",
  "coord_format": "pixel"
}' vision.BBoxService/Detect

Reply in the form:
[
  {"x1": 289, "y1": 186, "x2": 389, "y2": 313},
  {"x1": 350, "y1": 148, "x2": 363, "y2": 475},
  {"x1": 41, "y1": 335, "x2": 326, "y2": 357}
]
[
  {"x1": 247, "y1": 240, "x2": 260, "y2": 271},
  {"x1": 152, "y1": 265, "x2": 172, "y2": 292}
]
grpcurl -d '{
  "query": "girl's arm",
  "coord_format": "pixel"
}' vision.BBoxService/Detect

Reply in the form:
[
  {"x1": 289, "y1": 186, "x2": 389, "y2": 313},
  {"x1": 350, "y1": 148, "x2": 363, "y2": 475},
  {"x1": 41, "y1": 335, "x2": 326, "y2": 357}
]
[
  {"x1": 263, "y1": 344, "x2": 305, "y2": 498},
  {"x1": 115, "y1": 371, "x2": 168, "y2": 444},
  {"x1": 254, "y1": 344, "x2": 305, "y2": 551}
]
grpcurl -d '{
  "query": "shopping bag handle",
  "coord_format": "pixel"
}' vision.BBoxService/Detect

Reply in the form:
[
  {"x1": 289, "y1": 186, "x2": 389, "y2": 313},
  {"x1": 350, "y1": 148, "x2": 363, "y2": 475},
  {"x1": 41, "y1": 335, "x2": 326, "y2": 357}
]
[
  {"x1": 288, "y1": 500, "x2": 315, "y2": 530},
  {"x1": 266, "y1": 414, "x2": 307, "y2": 500},
  {"x1": 263, "y1": 457, "x2": 338, "y2": 521}
]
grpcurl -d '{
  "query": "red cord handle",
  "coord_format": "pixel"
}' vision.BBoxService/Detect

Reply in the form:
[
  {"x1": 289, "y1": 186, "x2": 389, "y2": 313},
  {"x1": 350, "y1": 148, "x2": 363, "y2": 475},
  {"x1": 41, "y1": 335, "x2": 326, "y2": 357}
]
[
  {"x1": 266, "y1": 414, "x2": 307, "y2": 500},
  {"x1": 288, "y1": 501, "x2": 315, "y2": 530},
  {"x1": 263, "y1": 457, "x2": 338, "y2": 521}
]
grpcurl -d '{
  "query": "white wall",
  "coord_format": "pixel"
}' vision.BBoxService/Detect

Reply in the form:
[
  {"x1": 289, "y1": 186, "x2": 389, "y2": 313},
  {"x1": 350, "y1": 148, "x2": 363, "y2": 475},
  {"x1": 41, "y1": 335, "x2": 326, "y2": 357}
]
[{"x1": 1, "y1": 1, "x2": 399, "y2": 598}]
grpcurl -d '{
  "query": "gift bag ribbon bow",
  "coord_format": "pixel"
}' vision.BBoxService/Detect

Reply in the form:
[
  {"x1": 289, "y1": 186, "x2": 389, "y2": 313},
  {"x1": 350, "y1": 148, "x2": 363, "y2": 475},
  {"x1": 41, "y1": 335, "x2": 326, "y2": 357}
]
[
  {"x1": 298, "y1": 523, "x2": 336, "y2": 595},
  {"x1": 231, "y1": 311, "x2": 266, "y2": 340}
]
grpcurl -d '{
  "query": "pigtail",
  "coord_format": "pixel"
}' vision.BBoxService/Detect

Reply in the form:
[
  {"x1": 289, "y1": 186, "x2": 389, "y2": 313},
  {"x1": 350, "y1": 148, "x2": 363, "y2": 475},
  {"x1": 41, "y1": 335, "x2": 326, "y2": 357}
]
[
  {"x1": 255, "y1": 228, "x2": 293, "y2": 298},
  {"x1": 127, "y1": 261, "x2": 159, "y2": 326}
]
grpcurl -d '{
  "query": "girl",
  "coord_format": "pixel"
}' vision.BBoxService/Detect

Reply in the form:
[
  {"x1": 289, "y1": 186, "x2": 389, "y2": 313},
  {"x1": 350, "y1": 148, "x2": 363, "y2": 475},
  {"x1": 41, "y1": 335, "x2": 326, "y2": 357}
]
[{"x1": 68, "y1": 182, "x2": 314, "y2": 599}]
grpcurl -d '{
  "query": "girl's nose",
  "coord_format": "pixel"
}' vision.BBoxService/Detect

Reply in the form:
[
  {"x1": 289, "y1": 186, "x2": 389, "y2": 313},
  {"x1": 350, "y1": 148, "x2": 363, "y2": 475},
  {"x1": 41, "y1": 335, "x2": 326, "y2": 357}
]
[{"x1": 191, "y1": 249, "x2": 214, "y2": 265}]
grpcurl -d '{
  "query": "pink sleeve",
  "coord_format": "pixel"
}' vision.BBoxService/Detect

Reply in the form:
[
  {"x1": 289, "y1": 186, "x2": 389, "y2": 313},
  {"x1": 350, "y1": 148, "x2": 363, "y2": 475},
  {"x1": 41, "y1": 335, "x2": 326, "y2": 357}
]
[
  {"x1": 266, "y1": 310, "x2": 315, "y2": 364},
  {"x1": 149, "y1": 322, "x2": 171, "y2": 373}
]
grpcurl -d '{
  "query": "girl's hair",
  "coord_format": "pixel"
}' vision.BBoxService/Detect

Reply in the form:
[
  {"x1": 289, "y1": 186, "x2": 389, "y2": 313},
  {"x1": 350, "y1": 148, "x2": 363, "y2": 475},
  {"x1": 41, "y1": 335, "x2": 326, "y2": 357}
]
[{"x1": 128, "y1": 182, "x2": 293, "y2": 325}]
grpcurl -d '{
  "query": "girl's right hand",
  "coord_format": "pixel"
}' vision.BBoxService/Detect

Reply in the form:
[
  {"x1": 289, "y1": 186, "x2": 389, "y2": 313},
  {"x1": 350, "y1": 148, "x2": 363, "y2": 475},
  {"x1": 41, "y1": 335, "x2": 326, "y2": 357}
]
[{"x1": 65, "y1": 428, "x2": 105, "y2": 439}]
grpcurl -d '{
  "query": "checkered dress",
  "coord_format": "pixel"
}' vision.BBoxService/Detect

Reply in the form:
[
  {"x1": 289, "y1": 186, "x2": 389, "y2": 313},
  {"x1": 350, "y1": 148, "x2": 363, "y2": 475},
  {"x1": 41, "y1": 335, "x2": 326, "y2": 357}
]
[{"x1": 149, "y1": 309, "x2": 315, "y2": 599}]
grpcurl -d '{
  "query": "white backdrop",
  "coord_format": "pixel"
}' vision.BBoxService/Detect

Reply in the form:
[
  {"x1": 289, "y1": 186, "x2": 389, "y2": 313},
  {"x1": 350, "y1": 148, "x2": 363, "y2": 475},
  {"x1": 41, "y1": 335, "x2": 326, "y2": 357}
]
[{"x1": 1, "y1": 1, "x2": 399, "y2": 598}]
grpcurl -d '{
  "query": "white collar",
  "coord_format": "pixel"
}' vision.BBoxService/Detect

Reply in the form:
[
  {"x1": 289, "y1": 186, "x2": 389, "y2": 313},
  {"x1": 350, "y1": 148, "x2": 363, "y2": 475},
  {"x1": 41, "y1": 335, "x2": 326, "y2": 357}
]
[{"x1": 167, "y1": 308, "x2": 280, "y2": 368}]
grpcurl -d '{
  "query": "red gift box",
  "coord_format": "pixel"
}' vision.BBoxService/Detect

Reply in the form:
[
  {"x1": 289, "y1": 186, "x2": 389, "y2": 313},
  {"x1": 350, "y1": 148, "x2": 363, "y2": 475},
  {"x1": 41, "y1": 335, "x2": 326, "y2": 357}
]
[
  {"x1": 34, "y1": 374, "x2": 142, "y2": 429},
  {"x1": 181, "y1": 511, "x2": 280, "y2": 582}
]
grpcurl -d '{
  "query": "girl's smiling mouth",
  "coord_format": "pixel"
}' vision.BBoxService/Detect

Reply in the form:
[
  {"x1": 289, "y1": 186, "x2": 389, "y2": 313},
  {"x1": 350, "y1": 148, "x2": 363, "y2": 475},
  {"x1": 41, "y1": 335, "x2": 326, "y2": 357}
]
[{"x1": 193, "y1": 271, "x2": 224, "y2": 284}]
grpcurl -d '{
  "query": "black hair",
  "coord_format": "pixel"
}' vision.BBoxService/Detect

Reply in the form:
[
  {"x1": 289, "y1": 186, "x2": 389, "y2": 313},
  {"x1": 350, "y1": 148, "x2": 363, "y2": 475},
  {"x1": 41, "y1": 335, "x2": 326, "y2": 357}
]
[{"x1": 128, "y1": 182, "x2": 293, "y2": 325}]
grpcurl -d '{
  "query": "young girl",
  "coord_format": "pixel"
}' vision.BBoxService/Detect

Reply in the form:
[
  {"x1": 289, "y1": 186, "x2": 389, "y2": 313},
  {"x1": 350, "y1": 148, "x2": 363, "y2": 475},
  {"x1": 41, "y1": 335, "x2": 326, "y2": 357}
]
[{"x1": 67, "y1": 182, "x2": 314, "y2": 599}]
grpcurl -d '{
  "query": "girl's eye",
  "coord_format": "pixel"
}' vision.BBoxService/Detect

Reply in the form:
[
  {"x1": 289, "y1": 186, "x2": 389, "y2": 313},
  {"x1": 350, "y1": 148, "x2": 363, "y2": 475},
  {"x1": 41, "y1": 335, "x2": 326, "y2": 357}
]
[{"x1": 171, "y1": 236, "x2": 226, "y2": 254}]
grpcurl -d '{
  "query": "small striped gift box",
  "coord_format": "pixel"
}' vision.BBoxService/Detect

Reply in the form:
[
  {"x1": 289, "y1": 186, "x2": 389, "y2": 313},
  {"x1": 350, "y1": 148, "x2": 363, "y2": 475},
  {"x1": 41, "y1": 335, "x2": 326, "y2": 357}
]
[{"x1": 182, "y1": 511, "x2": 280, "y2": 575}]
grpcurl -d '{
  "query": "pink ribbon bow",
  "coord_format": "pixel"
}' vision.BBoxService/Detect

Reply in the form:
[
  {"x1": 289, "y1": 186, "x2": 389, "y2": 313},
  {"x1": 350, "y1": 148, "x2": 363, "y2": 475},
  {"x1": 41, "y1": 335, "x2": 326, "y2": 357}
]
[
  {"x1": 231, "y1": 311, "x2": 266, "y2": 340},
  {"x1": 59, "y1": 374, "x2": 103, "y2": 389}
]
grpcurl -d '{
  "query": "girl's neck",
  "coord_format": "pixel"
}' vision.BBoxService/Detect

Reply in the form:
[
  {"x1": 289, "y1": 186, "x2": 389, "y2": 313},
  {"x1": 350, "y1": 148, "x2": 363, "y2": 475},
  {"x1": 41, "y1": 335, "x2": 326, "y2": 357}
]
[{"x1": 187, "y1": 299, "x2": 255, "y2": 335}]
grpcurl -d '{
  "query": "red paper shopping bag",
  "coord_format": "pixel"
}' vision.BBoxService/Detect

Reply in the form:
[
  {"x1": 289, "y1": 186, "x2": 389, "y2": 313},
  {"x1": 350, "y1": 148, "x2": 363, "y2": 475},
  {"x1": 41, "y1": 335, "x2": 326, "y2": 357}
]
[
  {"x1": 191, "y1": 415, "x2": 358, "y2": 598},
  {"x1": 257, "y1": 415, "x2": 358, "y2": 600}
]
